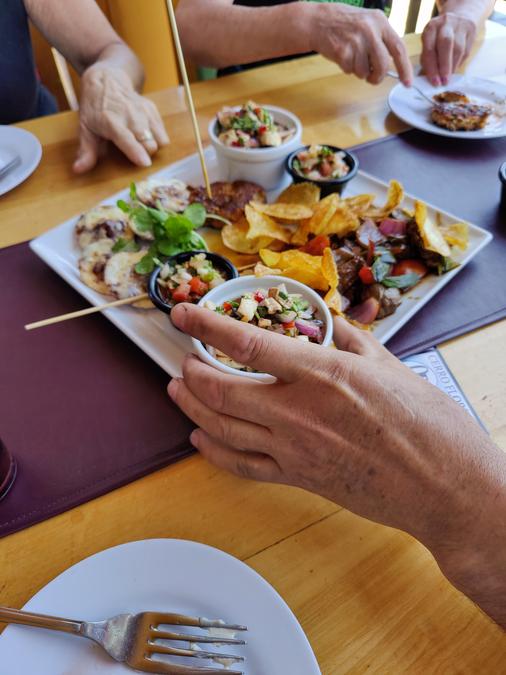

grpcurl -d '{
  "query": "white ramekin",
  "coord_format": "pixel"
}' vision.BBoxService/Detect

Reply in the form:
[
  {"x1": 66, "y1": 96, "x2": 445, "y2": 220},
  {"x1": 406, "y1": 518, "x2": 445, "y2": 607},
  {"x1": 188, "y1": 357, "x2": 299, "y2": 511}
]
[
  {"x1": 208, "y1": 105, "x2": 303, "y2": 191},
  {"x1": 191, "y1": 275, "x2": 333, "y2": 383}
]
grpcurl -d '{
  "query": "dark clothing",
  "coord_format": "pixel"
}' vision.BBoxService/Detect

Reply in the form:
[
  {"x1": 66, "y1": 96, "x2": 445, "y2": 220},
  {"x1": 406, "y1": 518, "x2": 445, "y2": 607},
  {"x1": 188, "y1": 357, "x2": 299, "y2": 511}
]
[
  {"x1": 0, "y1": 0, "x2": 58, "y2": 124},
  {"x1": 219, "y1": 0, "x2": 392, "y2": 76}
]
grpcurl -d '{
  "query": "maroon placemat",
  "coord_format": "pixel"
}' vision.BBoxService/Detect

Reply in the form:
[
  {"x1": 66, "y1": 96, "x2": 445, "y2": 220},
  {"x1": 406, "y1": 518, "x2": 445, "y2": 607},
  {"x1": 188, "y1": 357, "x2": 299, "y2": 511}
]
[
  {"x1": 0, "y1": 243, "x2": 194, "y2": 538},
  {"x1": 352, "y1": 131, "x2": 506, "y2": 358}
]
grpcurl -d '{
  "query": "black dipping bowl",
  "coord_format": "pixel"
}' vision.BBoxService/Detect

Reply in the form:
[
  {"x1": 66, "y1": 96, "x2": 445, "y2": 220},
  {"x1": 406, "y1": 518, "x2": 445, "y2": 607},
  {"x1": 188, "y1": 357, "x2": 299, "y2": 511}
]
[
  {"x1": 285, "y1": 144, "x2": 359, "y2": 198},
  {"x1": 148, "y1": 250, "x2": 239, "y2": 314},
  {"x1": 499, "y1": 162, "x2": 506, "y2": 217},
  {"x1": 0, "y1": 438, "x2": 17, "y2": 502}
]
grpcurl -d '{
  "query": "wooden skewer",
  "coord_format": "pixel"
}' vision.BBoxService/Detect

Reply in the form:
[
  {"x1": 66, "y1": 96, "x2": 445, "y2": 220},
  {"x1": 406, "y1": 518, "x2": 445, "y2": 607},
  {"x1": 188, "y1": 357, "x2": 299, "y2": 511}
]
[
  {"x1": 25, "y1": 293, "x2": 149, "y2": 331},
  {"x1": 237, "y1": 262, "x2": 257, "y2": 272},
  {"x1": 165, "y1": 0, "x2": 212, "y2": 200}
]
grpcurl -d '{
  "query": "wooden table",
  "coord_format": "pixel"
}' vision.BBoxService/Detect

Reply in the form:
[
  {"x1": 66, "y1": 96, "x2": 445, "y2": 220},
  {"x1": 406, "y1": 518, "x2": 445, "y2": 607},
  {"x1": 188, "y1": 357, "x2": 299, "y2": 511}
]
[{"x1": 1, "y1": 24, "x2": 505, "y2": 673}]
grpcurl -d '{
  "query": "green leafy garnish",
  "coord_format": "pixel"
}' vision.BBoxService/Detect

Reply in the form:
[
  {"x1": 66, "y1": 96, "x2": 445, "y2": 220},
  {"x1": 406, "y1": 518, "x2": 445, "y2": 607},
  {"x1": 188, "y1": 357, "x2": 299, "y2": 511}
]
[
  {"x1": 184, "y1": 203, "x2": 207, "y2": 229},
  {"x1": 436, "y1": 257, "x2": 459, "y2": 275},
  {"x1": 117, "y1": 199, "x2": 130, "y2": 213},
  {"x1": 111, "y1": 238, "x2": 140, "y2": 253},
  {"x1": 129, "y1": 182, "x2": 138, "y2": 201},
  {"x1": 372, "y1": 258, "x2": 391, "y2": 283},
  {"x1": 382, "y1": 273, "x2": 421, "y2": 290},
  {"x1": 374, "y1": 247, "x2": 396, "y2": 264},
  {"x1": 135, "y1": 255, "x2": 156, "y2": 275}
]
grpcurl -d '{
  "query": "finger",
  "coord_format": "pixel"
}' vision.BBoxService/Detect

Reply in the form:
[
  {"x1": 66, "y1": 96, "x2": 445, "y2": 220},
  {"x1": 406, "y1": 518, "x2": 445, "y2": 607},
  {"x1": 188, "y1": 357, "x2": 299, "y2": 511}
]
[
  {"x1": 146, "y1": 102, "x2": 170, "y2": 146},
  {"x1": 382, "y1": 27, "x2": 413, "y2": 86},
  {"x1": 436, "y1": 25, "x2": 454, "y2": 85},
  {"x1": 130, "y1": 117, "x2": 159, "y2": 157},
  {"x1": 367, "y1": 38, "x2": 390, "y2": 85},
  {"x1": 181, "y1": 354, "x2": 280, "y2": 426},
  {"x1": 167, "y1": 377, "x2": 274, "y2": 453},
  {"x1": 106, "y1": 120, "x2": 152, "y2": 167},
  {"x1": 451, "y1": 32, "x2": 466, "y2": 72},
  {"x1": 333, "y1": 315, "x2": 387, "y2": 358},
  {"x1": 73, "y1": 124, "x2": 101, "y2": 174},
  {"x1": 421, "y1": 23, "x2": 441, "y2": 86},
  {"x1": 353, "y1": 45, "x2": 370, "y2": 81},
  {"x1": 191, "y1": 429, "x2": 282, "y2": 483},
  {"x1": 171, "y1": 303, "x2": 310, "y2": 382}
]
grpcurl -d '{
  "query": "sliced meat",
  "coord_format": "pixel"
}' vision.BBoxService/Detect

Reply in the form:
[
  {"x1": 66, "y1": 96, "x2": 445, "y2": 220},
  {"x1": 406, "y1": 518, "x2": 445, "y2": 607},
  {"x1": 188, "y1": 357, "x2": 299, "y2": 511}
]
[
  {"x1": 406, "y1": 221, "x2": 443, "y2": 269},
  {"x1": 356, "y1": 219, "x2": 384, "y2": 247},
  {"x1": 346, "y1": 297, "x2": 380, "y2": 325},
  {"x1": 188, "y1": 181, "x2": 266, "y2": 228},
  {"x1": 363, "y1": 283, "x2": 402, "y2": 319},
  {"x1": 336, "y1": 257, "x2": 362, "y2": 294},
  {"x1": 379, "y1": 218, "x2": 407, "y2": 237}
]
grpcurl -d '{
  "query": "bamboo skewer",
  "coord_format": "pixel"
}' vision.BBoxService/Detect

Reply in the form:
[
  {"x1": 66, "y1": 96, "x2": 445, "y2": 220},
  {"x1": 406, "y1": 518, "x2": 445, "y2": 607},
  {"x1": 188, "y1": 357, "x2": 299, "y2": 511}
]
[
  {"x1": 165, "y1": 0, "x2": 212, "y2": 199},
  {"x1": 25, "y1": 293, "x2": 149, "y2": 331}
]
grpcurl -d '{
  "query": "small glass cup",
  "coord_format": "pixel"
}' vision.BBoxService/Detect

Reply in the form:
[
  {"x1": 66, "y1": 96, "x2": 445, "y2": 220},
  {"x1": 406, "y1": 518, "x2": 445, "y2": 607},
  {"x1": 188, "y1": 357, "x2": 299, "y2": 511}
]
[{"x1": 0, "y1": 439, "x2": 17, "y2": 501}]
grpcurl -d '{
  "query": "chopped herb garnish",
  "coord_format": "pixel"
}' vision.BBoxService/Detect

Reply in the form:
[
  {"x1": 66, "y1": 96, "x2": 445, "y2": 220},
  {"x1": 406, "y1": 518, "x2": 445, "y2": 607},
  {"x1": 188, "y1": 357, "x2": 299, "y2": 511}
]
[
  {"x1": 111, "y1": 238, "x2": 140, "y2": 253},
  {"x1": 382, "y1": 273, "x2": 421, "y2": 290}
]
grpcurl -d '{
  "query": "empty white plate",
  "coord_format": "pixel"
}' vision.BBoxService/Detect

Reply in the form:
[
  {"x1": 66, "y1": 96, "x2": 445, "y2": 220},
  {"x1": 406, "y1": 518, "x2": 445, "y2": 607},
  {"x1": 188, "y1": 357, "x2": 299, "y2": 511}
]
[
  {"x1": 0, "y1": 125, "x2": 42, "y2": 196},
  {"x1": 389, "y1": 74, "x2": 506, "y2": 139},
  {"x1": 0, "y1": 539, "x2": 321, "y2": 674}
]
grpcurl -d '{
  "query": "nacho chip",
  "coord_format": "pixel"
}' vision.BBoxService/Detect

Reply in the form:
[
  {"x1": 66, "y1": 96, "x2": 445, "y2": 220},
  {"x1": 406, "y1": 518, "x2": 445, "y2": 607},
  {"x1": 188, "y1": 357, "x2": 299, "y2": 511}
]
[
  {"x1": 414, "y1": 200, "x2": 451, "y2": 257},
  {"x1": 254, "y1": 262, "x2": 282, "y2": 277},
  {"x1": 222, "y1": 218, "x2": 273, "y2": 254},
  {"x1": 245, "y1": 204, "x2": 292, "y2": 243},
  {"x1": 439, "y1": 220, "x2": 469, "y2": 250},
  {"x1": 365, "y1": 180, "x2": 404, "y2": 218},
  {"x1": 259, "y1": 249, "x2": 328, "y2": 290},
  {"x1": 322, "y1": 247, "x2": 342, "y2": 314},
  {"x1": 341, "y1": 194, "x2": 375, "y2": 216},
  {"x1": 276, "y1": 182, "x2": 321, "y2": 207},
  {"x1": 252, "y1": 202, "x2": 313, "y2": 221}
]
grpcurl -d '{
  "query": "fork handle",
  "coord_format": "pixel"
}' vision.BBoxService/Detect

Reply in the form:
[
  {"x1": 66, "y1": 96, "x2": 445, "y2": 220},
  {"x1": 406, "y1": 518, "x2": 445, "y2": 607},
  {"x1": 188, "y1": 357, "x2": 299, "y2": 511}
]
[{"x1": 0, "y1": 606, "x2": 83, "y2": 635}]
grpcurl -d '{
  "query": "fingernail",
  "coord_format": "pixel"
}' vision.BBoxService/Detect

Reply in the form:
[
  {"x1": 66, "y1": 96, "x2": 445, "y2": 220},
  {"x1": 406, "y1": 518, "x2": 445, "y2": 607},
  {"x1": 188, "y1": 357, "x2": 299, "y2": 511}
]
[
  {"x1": 441, "y1": 76, "x2": 448, "y2": 86},
  {"x1": 167, "y1": 377, "x2": 181, "y2": 399},
  {"x1": 170, "y1": 303, "x2": 186, "y2": 329},
  {"x1": 190, "y1": 429, "x2": 201, "y2": 446},
  {"x1": 431, "y1": 77, "x2": 441, "y2": 87}
]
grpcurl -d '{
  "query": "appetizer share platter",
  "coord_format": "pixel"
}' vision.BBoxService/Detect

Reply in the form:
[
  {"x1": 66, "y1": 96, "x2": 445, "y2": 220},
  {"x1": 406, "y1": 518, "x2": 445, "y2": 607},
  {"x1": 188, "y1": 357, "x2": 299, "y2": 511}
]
[
  {"x1": 389, "y1": 74, "x2": 506, "y2": 139},
  {"x1": 0, "y1": 539, "x2": 321, "y2": 674},
  {"x1": 30, "y1": 146, "x2": 492, "y2": 378}
]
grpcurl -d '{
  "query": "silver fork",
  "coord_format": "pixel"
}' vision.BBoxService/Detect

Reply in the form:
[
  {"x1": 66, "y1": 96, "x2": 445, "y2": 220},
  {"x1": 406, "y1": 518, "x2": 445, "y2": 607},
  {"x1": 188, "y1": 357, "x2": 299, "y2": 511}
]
[
  {"x1": 0, "y1": 155, "x2": 21, "y2": 181},
  {"x1": 386, "y1": 70, "x2": 436, "y2": 105},
  {"x1": 0, "y1": 606, "x2": 247, "y2": 674}
]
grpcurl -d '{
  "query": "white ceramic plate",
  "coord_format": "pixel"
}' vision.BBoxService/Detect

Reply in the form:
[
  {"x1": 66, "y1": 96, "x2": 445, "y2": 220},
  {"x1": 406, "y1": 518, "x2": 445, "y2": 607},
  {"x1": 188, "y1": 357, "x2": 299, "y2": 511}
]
[
  {"x1": 0, "y1": 125, "x2": 42, "y2": 196},
  {"x1": 0, "y1": 539, "x2": 321, "y2": 674},
  {"x1": 388, "y1": 74, "x2": 506, "y2": 139},
  {"x1": 29, "y1": 147, "x2": 492, "y2": 377}
]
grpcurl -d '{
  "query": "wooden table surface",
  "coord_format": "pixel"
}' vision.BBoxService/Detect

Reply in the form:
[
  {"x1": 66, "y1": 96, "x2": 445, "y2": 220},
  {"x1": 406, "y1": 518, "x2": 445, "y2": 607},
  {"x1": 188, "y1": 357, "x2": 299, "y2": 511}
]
[{"x1": 1, "y1": 24, "x2": 505, "y2": 674}]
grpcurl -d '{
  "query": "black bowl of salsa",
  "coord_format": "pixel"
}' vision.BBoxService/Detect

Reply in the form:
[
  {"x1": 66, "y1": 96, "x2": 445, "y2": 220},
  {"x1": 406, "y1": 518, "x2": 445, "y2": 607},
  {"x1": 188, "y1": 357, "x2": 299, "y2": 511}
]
[
  {"x1": 285, "y1": 144, "x2": 359, "y2": 198},
  {"x1": 148, "y1": 250, "x2": 239, "y2": 315}
]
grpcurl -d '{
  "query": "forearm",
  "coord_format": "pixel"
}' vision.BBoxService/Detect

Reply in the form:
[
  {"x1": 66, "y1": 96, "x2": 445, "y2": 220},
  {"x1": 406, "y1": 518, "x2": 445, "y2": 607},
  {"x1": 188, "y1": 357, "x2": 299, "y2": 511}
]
[
  {"x1": 82, "y1": 43, "x2": 144, "y2": 93},
  {"x1": 176, "y1": 0, "x2": 315, "y2": 68},
  {"x1": 436, "y1": 0, "x2": 495, "y2": 24}
]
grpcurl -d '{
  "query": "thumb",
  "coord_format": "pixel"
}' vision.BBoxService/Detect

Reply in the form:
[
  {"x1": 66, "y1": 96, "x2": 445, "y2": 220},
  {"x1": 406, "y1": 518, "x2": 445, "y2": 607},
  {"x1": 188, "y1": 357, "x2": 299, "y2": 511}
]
[{"x1": 73, "y1": 125, "x2": 101, "y2": 174}]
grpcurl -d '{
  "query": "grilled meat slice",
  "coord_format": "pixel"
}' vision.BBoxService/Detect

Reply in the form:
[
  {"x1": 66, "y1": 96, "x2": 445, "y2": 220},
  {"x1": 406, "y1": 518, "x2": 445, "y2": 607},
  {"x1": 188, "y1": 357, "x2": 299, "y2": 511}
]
[
  {"x1": 363, "y1": 283, "x2": 401, "y2": 319},
  {"x1": 188, "y1": 180, "x2": 266, "y2": 228}
]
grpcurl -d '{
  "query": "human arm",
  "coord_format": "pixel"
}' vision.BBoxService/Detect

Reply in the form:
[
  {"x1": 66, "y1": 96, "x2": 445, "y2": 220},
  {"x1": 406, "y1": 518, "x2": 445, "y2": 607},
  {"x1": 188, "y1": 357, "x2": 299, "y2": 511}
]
[
  {"x1": 24, "y1": 0, "x2": 168, "y2": 172},
  {"x1": 168, "y1": 303, "x2": 506, "y2": 628},
  {"x1": 176, "y1": 0, "x2": 413, "y2": 85},
  {"x1": 421, "y1": 0, "x2": 495, "y2": 85}
]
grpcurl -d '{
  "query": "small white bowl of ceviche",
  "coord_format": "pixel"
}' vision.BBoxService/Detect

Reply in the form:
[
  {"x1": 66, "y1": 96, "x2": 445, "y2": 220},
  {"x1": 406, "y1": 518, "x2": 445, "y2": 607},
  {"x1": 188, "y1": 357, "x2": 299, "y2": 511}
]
[
  {"x1": 192, "y1": 275, "x2": 333, "y2": 382},
  {"x1": 208, "y1": 101, "x2": 302, "y2": 191}
]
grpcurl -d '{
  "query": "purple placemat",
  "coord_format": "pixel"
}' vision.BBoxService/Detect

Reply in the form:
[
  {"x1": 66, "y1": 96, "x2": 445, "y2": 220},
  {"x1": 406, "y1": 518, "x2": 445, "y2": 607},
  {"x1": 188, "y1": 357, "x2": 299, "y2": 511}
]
[
  {"x1": 0, "y1": 243, "x2": 194, "y2": 538},
  {"x1": 352, "y1": 131, "x2": 506, "y2": 357}
]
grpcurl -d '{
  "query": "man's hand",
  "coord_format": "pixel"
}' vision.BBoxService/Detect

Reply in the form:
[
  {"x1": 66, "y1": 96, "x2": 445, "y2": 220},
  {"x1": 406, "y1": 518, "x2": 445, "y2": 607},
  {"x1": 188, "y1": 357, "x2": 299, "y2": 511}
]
[
  {"x1": 73, "y1": 65, "x2": 169, "y2": 174},
  {"x1": 309, "y1": 5, "x2": 413, "y2": 85},
  {"x1": 421, "y1": 13, "x2": 477, "y2": 86},
  {"x1": 168, "y1": 303, "x2": 506, "y2": 627}
]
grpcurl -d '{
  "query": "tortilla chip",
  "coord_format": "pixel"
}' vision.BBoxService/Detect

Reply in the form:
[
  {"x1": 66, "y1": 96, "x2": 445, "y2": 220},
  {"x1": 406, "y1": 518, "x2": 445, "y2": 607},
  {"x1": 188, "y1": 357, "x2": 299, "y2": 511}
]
[
  {"x1": 439, "y1": 220, "x2": 469, "y2": 250},
  {"x1": 245, "y1": 204, "x2": 292, "y2": 243},
  {"x1": 341, "y1": 194, "x2": 375, "y2": 216},
  {"x1": 414, "y1": 200, "x2": 451, "y2": 257},
  {"x1": 254, "y1": 262, "x2": 282, "y2": 277},
  {"x1": 365, "y1": 180, "x2": 404, "y2": 218},
  {"x1": 252, "y1": 202, "x2": 313, "y2": 221},
  {"x1": 222, "y1": 219, "x2": 273, "y2": 254},
  {"x1": 276, "y1": 182, "x2": 321, "y2": 207},
  {"x1": 322, "y1": 247, "x2": 342, "y2": 314},
  {"x1": 259, "y1": 249, "x2": 328, "y2": 291}
]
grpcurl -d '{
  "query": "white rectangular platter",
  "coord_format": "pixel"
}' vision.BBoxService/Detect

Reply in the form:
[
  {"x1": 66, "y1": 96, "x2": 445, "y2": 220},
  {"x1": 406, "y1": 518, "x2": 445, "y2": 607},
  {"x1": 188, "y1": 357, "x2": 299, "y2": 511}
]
[{"x1": 30, "y1": 146, "x2": 493, "y2": 378}]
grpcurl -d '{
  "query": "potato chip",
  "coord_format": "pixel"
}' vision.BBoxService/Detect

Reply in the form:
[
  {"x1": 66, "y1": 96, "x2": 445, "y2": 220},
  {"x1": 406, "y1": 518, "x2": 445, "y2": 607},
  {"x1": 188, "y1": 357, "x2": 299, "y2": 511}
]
[
  {"x1": 414, "y1": 201, "x2": 451, "y2": 257},
  {"x1": 319, "y1": 204, "x2": 360, "y2": 238},
  {"x1": 245, "y1": 204, "x2": 292, "y2": 243},
  {"x1": 259, "y1": 249, "x2": 328, "y2": 290},
  {"x1": 439, "y1": 220, "x2": 469, "y2": 250},
  {"x1": 222, "y1": 218, "x2": 273, "y2": 254},
  {"x1": 276, "y1": 182, "x2": 321, "y2": 207},
  {"x1": 321, "y1": 247, "x2": 342, "y2": 314},
  {"x1": 252, "y1": 201, "x2": 313, "y2": 221},
  {"x1": 365, "y1": 180, "x2": 404, "y2": 218}
]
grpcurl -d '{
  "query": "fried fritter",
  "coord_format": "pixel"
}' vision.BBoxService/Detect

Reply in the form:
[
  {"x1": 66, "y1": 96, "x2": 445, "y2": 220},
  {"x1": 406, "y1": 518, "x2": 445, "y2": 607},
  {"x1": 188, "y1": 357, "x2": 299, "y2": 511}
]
[
  {"x1": 431, "y1": 101, "x2": 491, "y2": 131},
  {"x1": 433, "y1": 91, "x2": 469, "y2": 104},
  {"x1": 188, "y1": 180, "x2": 266, "y2": 228}
]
